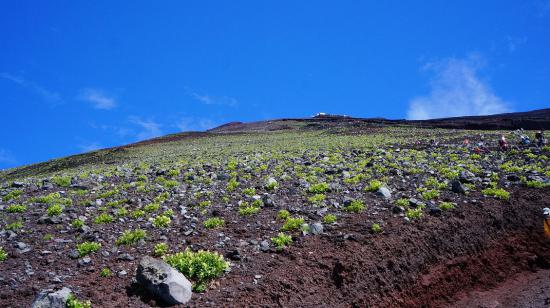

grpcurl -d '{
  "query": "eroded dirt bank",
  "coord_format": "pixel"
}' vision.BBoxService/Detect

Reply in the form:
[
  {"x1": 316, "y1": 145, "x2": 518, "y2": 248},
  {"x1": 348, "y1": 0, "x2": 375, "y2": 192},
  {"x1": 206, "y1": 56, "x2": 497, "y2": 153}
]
[{"x1": 191, "y1": 187, "x2": 550, "y2": 307}]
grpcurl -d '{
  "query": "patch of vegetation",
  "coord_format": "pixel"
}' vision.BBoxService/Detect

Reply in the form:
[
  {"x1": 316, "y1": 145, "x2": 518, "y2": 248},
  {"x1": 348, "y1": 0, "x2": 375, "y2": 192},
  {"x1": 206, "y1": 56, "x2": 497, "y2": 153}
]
[
  {"x1": 308, "y1": 182, "x2": 329, "y2": 194},
  {"x1": 395, "y1": 198, "x2": 409, "y2": 207},
  {"x1": 76, "y1": 241, "x2": 101, "y2": 257},
  {"x1": 439, "y1": 202, "x2": 455, "y2": 211},
  {"x1": 238, "y1": 202, "x2": 260, "y2": 216},
  {"x1": 47, "y1": 204, "x2": 63, "y2": 216},
  {"x1": 51, "y1": 175, "x2": 72, "y2": 187},
  {"x1": 344, "y1": 200, "x2": 365, "y2": 213},
  {"x1": 307, "y1": 193, "x2": 326, "y2": 205},
  {"x1": 0, "y1": 247, "x2": 7, "y2": 262},
  {"x1": 66, "y1": 293, "x2": 91, "y2": 308},
  {"x1": 482, "y1": 187, "x2": 510, "y2": 200},
  {"x1": 281, "y1": 217, "x2": 305, "y2": 231},
  {"x1": 271, "y1": 232, "x2": 292, "y2": 251},
  {"x1": 153, "y1": 242, "x2": 169, "y2": 257},
  {"x1": 100, "y1": 267, "x2": 112, "y2": 277},
  {"x1": 364, "y1": 180, "x2": 383, "y2": 192},
  {"x1": 152, "y1": 215, "x2": 171, "y2": 228},
  {"x1": 421, "y1": 190, "x2": 440, "y2": 200},
  {"x1": 71, "y1": 219, "x2": 85, "y2": 229},
  {"x1": 6, "y1": 220, "x2": 23, "y2": 231},
  {"x1": 116, "y1": 229, "x2": 146, "y2": 245},
  {"x1": 203, "y1": 217, "x2": 225, "y2": 229},
  {"x1": 144, "y1": 203, "x2": 160, "y2": 213},
  {"x1": 3, "y1": 190, "x2": 23, "y2": 202},
  {"x1": 6, "y1": 204, "x2": 27, "y2": 213},
  {"x1": 371, "y1": 223, "x2": 382, "y2": 233},
  {"x1": 277, "y1": 209, "x2": 290, "y2": 220},
  {"x1": 405, "y1": 208, "x2": 423, "y2": 220},
  {"x1": 164, "y1": 249, "x2": 229, "y2": 292},
  {"x1": 131, "y1": 209, "x2": 146, "y2": 219},
  {"x1": 323, "y1": 214, "x2": 337, "y2": 224},
  {"x1": 94, "y1": 213, "x2": 114, "y2": 224}
]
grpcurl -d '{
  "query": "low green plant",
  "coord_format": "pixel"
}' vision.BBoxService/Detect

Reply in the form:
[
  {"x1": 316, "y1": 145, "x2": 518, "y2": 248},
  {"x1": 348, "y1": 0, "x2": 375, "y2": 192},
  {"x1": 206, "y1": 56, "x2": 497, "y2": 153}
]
[
  {"x1": 152, "y1": 215, "x2": 171, "y2": 228},
  {"x1": 308, "y1": 182, "x2": 329, "y2": 194},
  {"x1": 271, "y1": 232, "x2": 292, "y2": 251},
  {"x1": 481, "y1": 188, "x2": 510, "y2": 200},
  {"x1": 164, "y1": 249, "x2": 229, "y2": 292},
  {"x1": 395, "y1": 198, "x2": 409, "y2": 207},
  {"x1": 281, "y1": 217, "x2": 305, "y2": 231},
  {"x1": 439, "y1": 202, "x2": 455, "y2": 211},
  {"x1": 242, "y1": 187, "x2": 256, "y2": 196},
  {"x1": 6, "y1": 221, "x2": 23, "y2": 231},
  {"x1": 238, "y1": 205, "x2": 260, "y2": 216},
  {"x1": 198, "y1": 200, "x2": 211, "y2": 208},
  {"x1": 47, "y1": 204, "x2": 63, "y2": 216},
  {"x1": 421, "y1": 190, "x2": 440, "y2": 200},
  {"x1": 71, "y1": 219, "x2": 84, "y2": 229},
  {"x1": 3, "y1": 190, "x2": 23, "y2": 202},
  {"x1": 94, "y1": 213, "x2": 114, "y2": 224},
  {"x1": 307, "y1": 193, "x2": 326, "y2": 204},
  {"x1": 277, "y1": 209, "x2": 290, "y2": 220},
  {"x1": 66, "y1": 293, "x2": 91, "y2": 308},
  {"x1": 6, "y1": 204, "x2": 27, "y2": 213},
  {"x1": 144, "y1": 203, "x2": 160, "y2": 212},
  {"x1": 116, "y1": 229, "x2": 146, "y2": 245},
  {"x1": 344, "y1": 200, "x2": 365, "y2": 213},
  {"x1": 131, "y1": 209, "x2": 146, "y2": 219},
  {"x1": 43, "y1": 233, "x2": 53, "y2": 241},
  {"x1": 204, "y1": 217, "x2": 225, "y2": 229},
  {"x1": 154, "y1": 242, "x2": 169, "y2": 257},
  {"x1": 364, "y1": 180, "x2": 383, "y2": 192},
  {"x1": 100, "y1": 267, "x2": 112, "y2": 277},
  {"x1": 323, "y1": 214, "x2": 337, "y2": 224},
  {"x1": 524, "y1": 180, "x2": 550, "y2": 188},
  {"x1": 405, "y1": 208, "x2": 423, "y2": 220},
  {"x1": 0, "y1": 247, "x2": 7, "y2": 262},
  {"x1": 76, "y1": 241, "x2": 101, "y2": 257},
  {"x1": 51, "y1": 175, "x2": 72, "y2": 187},
  {"x1": 226, "y1": 178, "x2": 239, "y2": 191},
  {"x1": 371, "y1": 223, "x2": 382, "y2": 233}
]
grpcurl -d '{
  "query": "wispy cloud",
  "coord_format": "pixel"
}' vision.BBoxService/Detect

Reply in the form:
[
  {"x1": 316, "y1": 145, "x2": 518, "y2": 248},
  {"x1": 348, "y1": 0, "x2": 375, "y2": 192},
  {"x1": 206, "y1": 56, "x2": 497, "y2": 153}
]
[
  {"x1": 78, "y1": 88, "x2": 117, "y2": 110},
  {"x1": 77, "y1": 142, "x2": 103, "y2": 153},
  {"x1": 175, "y1": 117, "x2": 219, "y2": 131},
  {"x1": 0, "y1": 72, "x2": 62, "y2": 105},
  {"x1": 129, "y1": 116, "x2": 162, "y2": 140},
  {"x1": 407, "y1": 56, "x2": 512, "y2": 120},
  {"x1": 187, "y1": 88, "x2": 238, "y2": 107},
  {"x1": 506, "y1": 36, "x2": 527, "y2": 53},
  {"x1": 0, "y1": 149, "x2": 17, "y2": 164}
]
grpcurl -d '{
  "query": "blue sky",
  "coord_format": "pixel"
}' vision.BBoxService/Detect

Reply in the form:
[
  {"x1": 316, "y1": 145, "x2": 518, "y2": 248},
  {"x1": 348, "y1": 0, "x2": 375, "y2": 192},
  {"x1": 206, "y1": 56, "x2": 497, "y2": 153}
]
[{"x1": 1, "y1": 1, "x2": 550, "y2": 169}]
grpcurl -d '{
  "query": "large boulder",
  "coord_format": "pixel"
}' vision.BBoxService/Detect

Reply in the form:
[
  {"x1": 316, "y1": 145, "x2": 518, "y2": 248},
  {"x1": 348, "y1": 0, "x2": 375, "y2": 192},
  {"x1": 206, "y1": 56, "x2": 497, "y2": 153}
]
[
  {"x1": 376, "y1": 186, "x2": 392, "y2": 199},
  {"x1": 136, "y1": 256, "x2": 192, "y2": 306},
  {"x1": 31, "y1": 287, "x2": 72, "y2": 308}
]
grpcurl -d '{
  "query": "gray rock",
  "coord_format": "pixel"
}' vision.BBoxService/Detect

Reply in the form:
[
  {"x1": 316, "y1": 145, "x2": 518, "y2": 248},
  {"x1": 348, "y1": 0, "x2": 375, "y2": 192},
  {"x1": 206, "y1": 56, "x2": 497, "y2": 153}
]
[
  {"x1": 136, "y1": 256, "x2": 192, "y2": 305},
  {"x1": 459, "y1": 170, "x2": 475, "y2": 183},
  {"x1": 310, "y1": 223, "x2": 324, "y2": 235},
  {"x1": 409, "y1": 198, "x2": 425, "y2": 208},
  {"x1": 259, "y1": 240, "x2": 270, "y2": 252},
  {"x1": 117, "y1": 253, "x2": 135, "y2": 261},
  {"x1": 31, "y1": 287, "x2": 72, "y2": 308},
  {"x1": 343, "y1": 196, "x2": 354, "y2": 207},
  {"x1": 450, "y1": 180, "x2": 467, "y2": 194},
  {"x1": 15, "y1": 242, "x2": 31, "y2": 254},
  {"x1": 376, "y1": 186, "x2": 392, "y2": 199},
  {"x1": 78, "y1": 257, "x2": 91, "y2": 266}
]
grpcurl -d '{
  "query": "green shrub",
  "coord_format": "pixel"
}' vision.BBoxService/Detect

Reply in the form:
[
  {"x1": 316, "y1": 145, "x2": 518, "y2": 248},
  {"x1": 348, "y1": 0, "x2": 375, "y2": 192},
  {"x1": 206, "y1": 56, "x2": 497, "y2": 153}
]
[
  {"x1": 406, "y1": 208, "x2": 423, "y2": 220},
  {"x1": 94, "y1": 213, "x2": 114, "y2": 224},
  {"x1": 152, "y1": 215, "x2": 171, "y2": 228},
  {"x1": 482, "y1": 188, "x2": 510, "y2": 200},
  {"x1": 0, "y1": 247, "x2": 7, "y2": 262},
  {"x1": 344, "y1": 200, "x2": 365, "y2": 213},
  {"x1": 421, "y1": 190, "x2": 440, "y2": 200},
  {"x1": 71, "y1": 219, "x2": 84, "y2": 229},
  {"x1": 100, "y1": 267, "x2": 112, "y2": 277},
  {"x1": 98, "y1": 189, "x2": 118, "y2": 199},
  {"x1": 271, "y1": 233, "x2": 292, "y2": 251},
  {"x1": 238, "y1": 205, "x2": 260, "y2": 216},
  {"x1": 144, "y1": 203, "x2": 160, "y2": 213},
  {"x1": 524, "y1": 180, "x2": 550, "y2": 188},
  {"x1": 76, "y1": 241, "x2": 101, "y2": 257},
  {"x1": 308, "y1": 182, "x2": 329, "y2": 194},
  {"x1": 323, "y1": 214, "x2": 337, "y2": 224},
  {"x1": 308, "y1": 194, "x2": 325, "y2": 204},
  {"x1": 3, "y1": 190, "x2": 22, "y2": 202},
  {"x1": 198, "y1": 200, "x2": 211, "y2": 208},
  {"x1": 204, "y1": 217, "x2": 225, "y2": 229},
  {"x1": 371, "y1": 223, "x2": 382, "y2": 233},
  {"x1": 30, "y1": 192, "x2": 60, "y2": 204},
  {"x1": 395, "y1": 198, "x2": 409, "y2": 207},
  {"x1": 6, "y1": 204, "x2": 27, "y2": 213},
  {"x1": 242, "y1": 188, "x2": 256, "y2": 196},
  {"x1": 116, "y1": 207, "x2": 128, "y2": 217},
  {"x1": 66, "y1": 293, "x2": 91, "y2": 308},
  {"x1": 226, "y1": 178, "x2": 239, "y2": 191},
  {"x1": 116, "y1": 229, "x2": 146, "y2": 245},
  {"x1": 154, "y1": 242, "x2": 169, "y2": 257},
  {"x1": 6, "y1": 220, "x2": 23, "y2": 231},
  {"x1": 47, "y1": 204, "x2": 63, "y2": 217},
  {"x1": 164, "y1": 249, "x2": 229, "y2": 292},
  {"x1": 364, "y1": 180, "x2": 383, "y2": 192},
  {"x1": 265, "y1": 179, "x2": 278, "y2": 191},
  {"x1": 281, "y1": 217, "x2": 304, "y2": 231},
  {"x1": 51, "y1": 175, "x2": 72, "y2": 187},
  {"x1": 277, "y1": 210, "x2": 290, "y2": 220},
  {"x1": 439, "y1": 202, "x2": 455, "y2": 211},
  {"x1": 131, "y1": 209, "x2": 146, "y2": 219},
  {"x1": 43, "y1": 233, "x2": 53, "y2": 241}
]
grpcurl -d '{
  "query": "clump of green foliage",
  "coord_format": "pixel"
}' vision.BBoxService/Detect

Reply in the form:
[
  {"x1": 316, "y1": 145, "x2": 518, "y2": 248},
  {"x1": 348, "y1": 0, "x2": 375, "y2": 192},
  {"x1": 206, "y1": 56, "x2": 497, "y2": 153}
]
[
  {"x1": 66, "y1": 293, "x2": 91, "y2": 308},
  {"x1": 116, "y1": 229, "x2": 146, "y2": 245},
  {"x1": 226, "y1": 178, "x2": 239, "y2": 191},
  {"x1": 344, "y1": 200, "x2": 365, "y2": 213},
  {"x1": 154, "y1": 242, "x2": 169, "y2": 257},
  {"x1": 307, "y1": 193, "x2": 326, "y2": 205},
  {"x1": 364, "y1": 180, "x2": 383, "y2": 192},
  {"x1": 6, "y1": 220, "x2": 23, "y2": 231},
  {"x1": 0, "y1": 247, "x2": 7, "y2": 262},
  {"x1": 371, "y1": 223, "x2": 382, "y2": 233},
  {"x1": 439, "y1": 202, "x2": 455, "y2": 211},
  {"x1": 164, "y1": 249, "x2": 229, "y2": 292},
  {"x1": 144, "y1": 203, "x2": 160, "y2": 213},
  {"x1": 405, "y1": 208, "x2": 423, "y2": 220},
  {"x1": 271, "y1": 232, "x2": 292, "y2": 251},
  {"x1": 71, "y1": 219, "x2": 84, "y2": 229},
  {"x1": 421, "y1": 190, "x2": 440, "y2": 200},
  {"x1": 277, "y1": 209, "x2": 290, "y2": 220},
  {"x1": 238, "y1": 201, "x2": 260, "y2": 216},
  {"x1": 6, "y1": 204, "x2": 27, "y2": 213},
  {"x1": 94, "y1": 213, "x2": 114, "y2": 224},
  {"x1": 152, "y1": 215, "x2": 171, "y2": 228},
  {"x1": 131, "y1": 209, "x2": 146, "y2": 219},
  {"x1": 3, "y1": 190, "x2": 23, "y2": 202},
  {"x1": 282, "y1": 217, "x2": 305, "y2": 231},
  {"x1": 242, "y1": 187, "x2": 256, "y2": 196},
  {"x1": 395, "y1": 198, "x2": 409, "y2": 207},
  {"x1": 203, "y1": 217, "x2": 224, "y2": 229},
  {"x1": 100, "y1": 267, "x2": 112, "y2": 277},
  {"x1": 308, "y1": 182, "x2": 329, "y2": 194},
  {"x1": 47, "y1": 204, "x2": 63, "y2": 216},
  {"x1": 51, "y1": 175, "x2": 72, "y2": 187},
  {"x1": 482, "y1": 188, "x2": 510, "y2": 200},
  {"x1": 76, "y1": 241, "x2": 101, "y2": 257},
  {"x1": 323, "y1": 214, "x2": 337, "y2": 224}
]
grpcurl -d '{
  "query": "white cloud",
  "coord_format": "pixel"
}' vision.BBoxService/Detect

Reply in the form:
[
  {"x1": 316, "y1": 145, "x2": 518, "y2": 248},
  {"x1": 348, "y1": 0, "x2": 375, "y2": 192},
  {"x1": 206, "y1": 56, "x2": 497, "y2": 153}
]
[
  {"x1": 78, "y1": 88, "x2": 117, "y2": 110},
  {"x1": 0, "y1": 72, "x2": 62, "y2": 104},
  {"x1": 174, "y1": 117, "x2": 219, "y2": 132},
  {"x1": 506, "y1": 36, "x2": 527, "y2": 53},
  {"x1": 0, "y1": 149, "x2": 16, "y2": 164},
  {"x1": 190, "y1": 92, "x2": 238, "y2": 107},
  {"x1": 407, "y1": 56, "x2": 512, "y2": 120},
  {"x1": 129, "y1": 116, "x2": 162, "y2": 140},
  {"x1": 77, "y1": 142, "x2": 102, "y2": 153}
]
